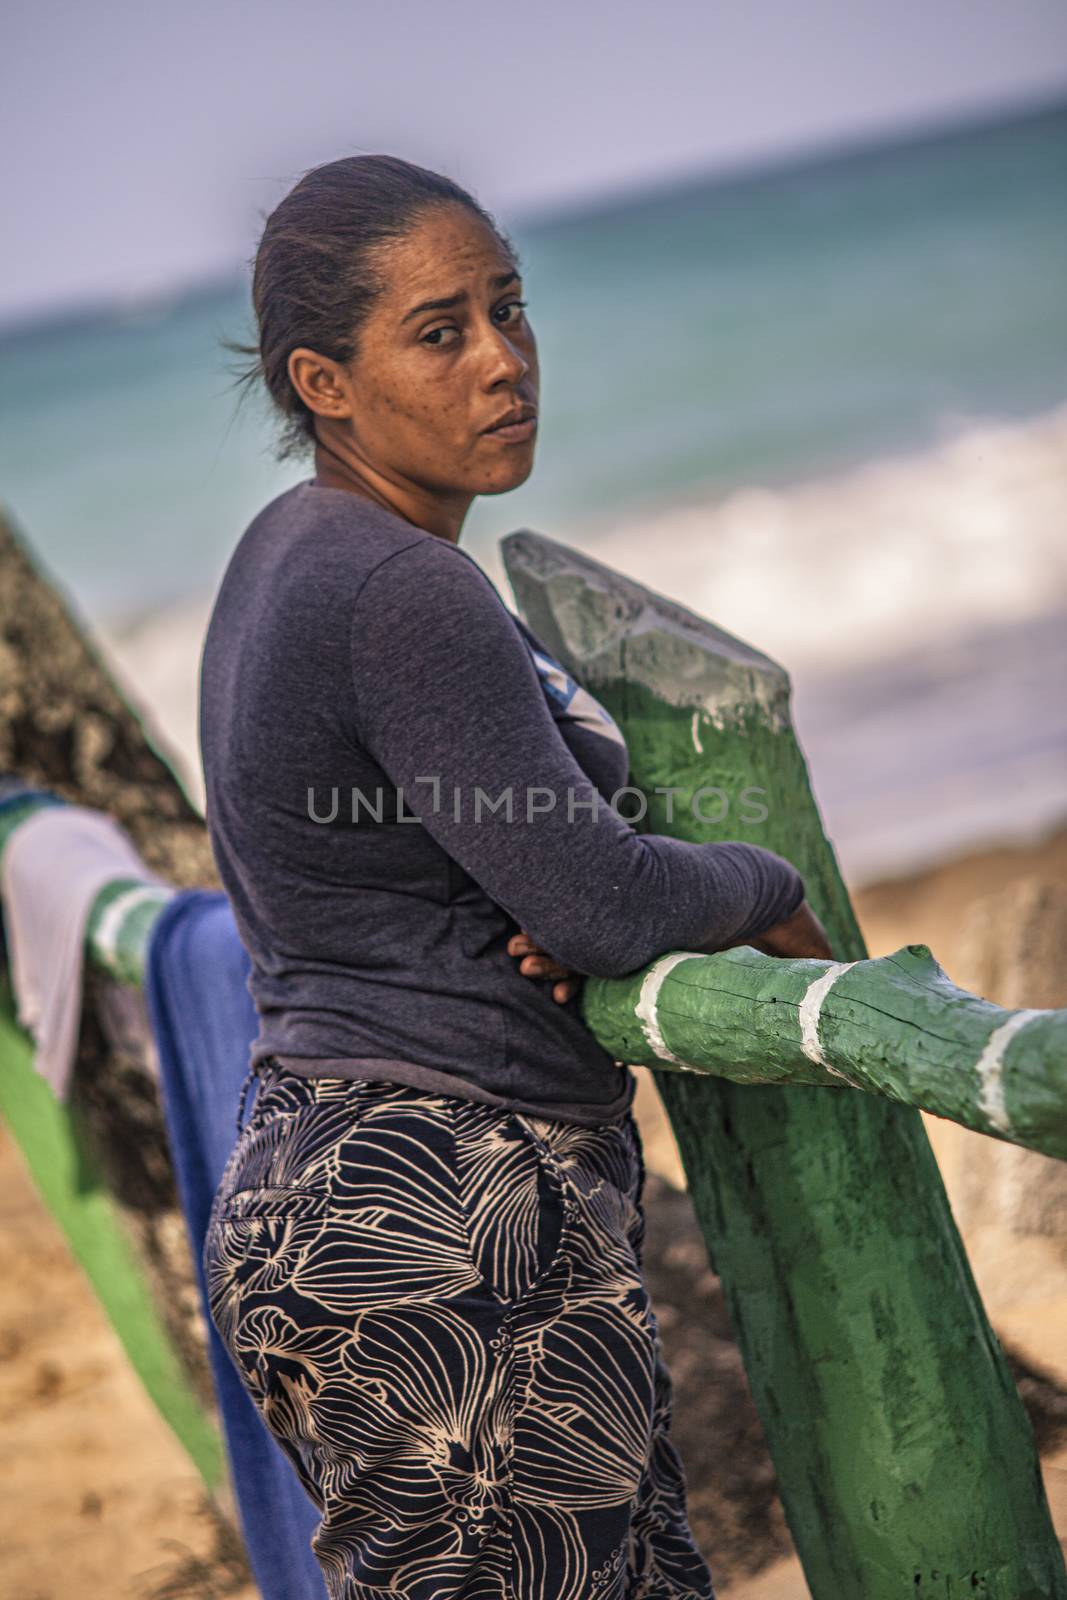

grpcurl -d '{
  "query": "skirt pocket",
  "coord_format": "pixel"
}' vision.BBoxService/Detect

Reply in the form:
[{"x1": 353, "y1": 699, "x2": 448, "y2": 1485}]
[
  {"x1": 209, "y1": 1083, "x2": 366, "y2": 1225},
  {"x1": 212, "y1": 1184, "x2": 332, "y2": 1221},
  {"x1": 448, "y1": 1101, "x2": 569, "y2": 1308}
]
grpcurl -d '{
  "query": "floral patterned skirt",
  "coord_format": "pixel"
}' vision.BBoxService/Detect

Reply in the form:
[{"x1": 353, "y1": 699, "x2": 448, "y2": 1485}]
[{"x1": 203, "y1": 1062, "x2": 716, "y2": 1600}]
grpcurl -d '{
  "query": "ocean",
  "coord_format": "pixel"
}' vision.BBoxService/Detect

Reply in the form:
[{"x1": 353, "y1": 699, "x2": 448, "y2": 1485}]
[{"x1": 1, "y1": 99, "x2": 1065, "y2": 884}]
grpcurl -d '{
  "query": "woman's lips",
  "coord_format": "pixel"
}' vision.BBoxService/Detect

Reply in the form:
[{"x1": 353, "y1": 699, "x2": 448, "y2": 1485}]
[{"x1": 482, "y1": 416, "x2": 538, "y2": 443}]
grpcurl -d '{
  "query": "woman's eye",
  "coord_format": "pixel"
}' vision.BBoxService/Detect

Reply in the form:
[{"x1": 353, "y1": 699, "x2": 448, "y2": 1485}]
[
  {"x1": 421, "y1": 325, "x2": 460, "y2": 347},
  {"x1": 421, "y1": 301, "x2": 527, "y2": 347}
]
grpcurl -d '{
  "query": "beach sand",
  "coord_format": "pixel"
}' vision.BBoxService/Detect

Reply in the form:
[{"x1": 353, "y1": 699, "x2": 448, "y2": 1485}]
[
  {"x1": 0, "y1": 1115, "x2": 257, "y2": 1600},
  {"x1": 2, "y1": 817, "x2": 1067, "y2": 1597}
]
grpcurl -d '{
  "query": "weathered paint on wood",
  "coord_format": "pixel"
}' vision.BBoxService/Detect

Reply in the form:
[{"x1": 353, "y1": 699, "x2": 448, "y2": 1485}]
[
  {"x1": 583, "y1": 939, "x2": 1067, "y2": 1162},
  {"x1": 502, "y1": 528, "x2": 1067, "y2": 1600}
]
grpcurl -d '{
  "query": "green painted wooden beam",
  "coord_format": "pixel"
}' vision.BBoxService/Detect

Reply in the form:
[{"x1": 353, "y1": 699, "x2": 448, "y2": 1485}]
[
  {"x1": 502, "y1": 529, "x2": 1066, "y2": 1600},
  {"x1": 0, "y1": 969, "x2": 224, "y2": 1489},
  {"x1": 583, "y1": 939, "x2": 1067, "y2": 1162}
]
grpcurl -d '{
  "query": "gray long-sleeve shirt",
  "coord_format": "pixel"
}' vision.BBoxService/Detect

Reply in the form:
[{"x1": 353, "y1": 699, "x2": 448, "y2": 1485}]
[{"x1": 198, "y1": 480, "x2": 806, "y2": 1124}]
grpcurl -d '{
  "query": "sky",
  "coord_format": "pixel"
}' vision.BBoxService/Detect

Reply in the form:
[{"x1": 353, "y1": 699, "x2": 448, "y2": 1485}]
[{"x1": 3, "y1": 0, "x2": 1067, "y2": 328}]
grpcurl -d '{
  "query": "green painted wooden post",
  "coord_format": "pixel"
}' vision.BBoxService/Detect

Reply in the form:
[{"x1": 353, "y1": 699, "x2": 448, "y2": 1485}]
[{"x1": 502, "y1": 529, "x2": 1067, "y2": 1600}]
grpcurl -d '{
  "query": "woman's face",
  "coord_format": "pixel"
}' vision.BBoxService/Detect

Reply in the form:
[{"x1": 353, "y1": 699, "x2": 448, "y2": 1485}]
[{"x1": 290, "y1": 203, "x2": 539, "y2": 525}]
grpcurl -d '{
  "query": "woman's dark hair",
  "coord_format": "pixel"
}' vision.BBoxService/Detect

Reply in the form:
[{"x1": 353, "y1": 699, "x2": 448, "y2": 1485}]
[{"x1": 221, "y1": 153, "x2": 518, "y2": 461}]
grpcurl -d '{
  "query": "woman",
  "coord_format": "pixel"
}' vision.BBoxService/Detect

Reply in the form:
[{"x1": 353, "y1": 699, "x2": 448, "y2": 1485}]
[{"x1": 199, "y1": 153, "x2": 831, "y2": 1600}]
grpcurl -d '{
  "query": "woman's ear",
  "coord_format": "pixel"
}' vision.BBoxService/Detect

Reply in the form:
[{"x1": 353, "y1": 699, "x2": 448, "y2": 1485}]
[{"x1": 287, "y1": 348, "x2": 352, "y2": 422}]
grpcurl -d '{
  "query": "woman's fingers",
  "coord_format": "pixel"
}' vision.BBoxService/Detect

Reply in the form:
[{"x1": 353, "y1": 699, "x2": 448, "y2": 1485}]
[
  {"x1": 508, "y1": 930, "x2": 567, "y2": 975},
  {"x1": 519, "y1": 954, "x2": 569, "y2": 978},
  {"x1": 552, "y1": 978, "x2": 582, "y2": 1004},
  {"x1": 508, "y1": 930, "x2": 581, "y2": 999}
]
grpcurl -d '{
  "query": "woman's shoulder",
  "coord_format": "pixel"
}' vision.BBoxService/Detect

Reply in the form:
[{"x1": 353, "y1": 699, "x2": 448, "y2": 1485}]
[
  {"x1": 257, "y1": 478, "x2": 430, "y2": 550},
  {"x1": 349, "y1": 520, "x2": 509, "y2": 621},
  {"x1": 232, "y1": 480, "x2": 437, "y2": 596}
]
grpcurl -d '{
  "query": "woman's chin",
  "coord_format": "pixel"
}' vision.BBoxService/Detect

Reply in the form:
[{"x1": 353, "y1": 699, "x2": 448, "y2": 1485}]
[{"x1": 474, "y1": 454, "x2": 537, "y2": 496}]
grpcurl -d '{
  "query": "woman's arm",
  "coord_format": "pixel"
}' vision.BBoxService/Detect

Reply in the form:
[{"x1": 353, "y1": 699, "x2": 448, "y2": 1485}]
[{"x1": 348, "y1": 536, "x2": 806, "y2": 980}]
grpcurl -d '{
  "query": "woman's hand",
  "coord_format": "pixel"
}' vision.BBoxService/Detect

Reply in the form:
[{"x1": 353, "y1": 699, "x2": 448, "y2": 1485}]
[
  {"x1": 507, "y1": 929, "x2": 583, "y2": 1004},
  {"x1": 743, "y1": 898, "x2": 834, "y2": 961},
  {"x1": 508, "y1": 899, "x2": 833, "y2": 1004}
]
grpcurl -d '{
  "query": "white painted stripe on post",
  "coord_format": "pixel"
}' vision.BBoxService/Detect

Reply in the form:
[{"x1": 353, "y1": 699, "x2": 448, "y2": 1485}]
[
  {"x1": 975, "y1": 1008, "x2": 1043, "y2": 1134},
  {"x1": 94, "y1": 883, "x2": 174, "y2": 961},
  {"x1": 635, "y1": 951, "x2": 704, "y2": 1067},
  {"x1": 798, "y1": 961, "x2": 859, "y2": 1082}
]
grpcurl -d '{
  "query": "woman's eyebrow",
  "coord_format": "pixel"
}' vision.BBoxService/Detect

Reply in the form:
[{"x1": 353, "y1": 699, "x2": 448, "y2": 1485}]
[{"x1": 401, "y1": 271, "x2": 520, "y2": 324}]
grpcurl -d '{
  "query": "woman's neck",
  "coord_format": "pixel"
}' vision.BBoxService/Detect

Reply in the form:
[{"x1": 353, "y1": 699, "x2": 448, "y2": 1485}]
[{"x1": 311, "y1": 438, "x2": 469, "y2": 544}]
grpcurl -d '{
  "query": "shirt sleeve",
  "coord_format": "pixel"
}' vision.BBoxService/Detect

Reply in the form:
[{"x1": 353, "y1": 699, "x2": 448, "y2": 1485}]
[{"x1": 348, "y1": 536, "x2": 806, "y2": 979}]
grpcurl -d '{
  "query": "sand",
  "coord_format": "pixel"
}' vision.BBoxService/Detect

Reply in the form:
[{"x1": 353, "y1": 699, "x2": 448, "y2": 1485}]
[{"x1": 0, "y1": 1116, "x2": 256, "y2": 1600}]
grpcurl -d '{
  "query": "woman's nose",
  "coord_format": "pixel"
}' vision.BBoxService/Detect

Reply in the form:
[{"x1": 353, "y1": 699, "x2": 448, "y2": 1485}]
[{"x1": 480, "y1": 324, "x2": 530, "y2": 388}]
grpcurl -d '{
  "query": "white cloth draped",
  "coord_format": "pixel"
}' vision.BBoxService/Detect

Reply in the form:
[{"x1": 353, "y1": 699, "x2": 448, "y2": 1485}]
[{"x1": 1, "y1": 806, "x2": 168, "y2": 1097}]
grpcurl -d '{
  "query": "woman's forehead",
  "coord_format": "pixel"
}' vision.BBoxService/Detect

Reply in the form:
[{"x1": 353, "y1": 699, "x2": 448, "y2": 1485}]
[{"x1": 375, "y1": 210, "x2": 516, "y2": 303}]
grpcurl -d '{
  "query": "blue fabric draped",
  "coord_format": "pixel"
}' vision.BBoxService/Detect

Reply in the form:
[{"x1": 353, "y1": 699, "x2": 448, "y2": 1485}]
[{"x1": 144, "y1": 888, "x2": 328, "y2": 1600}]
